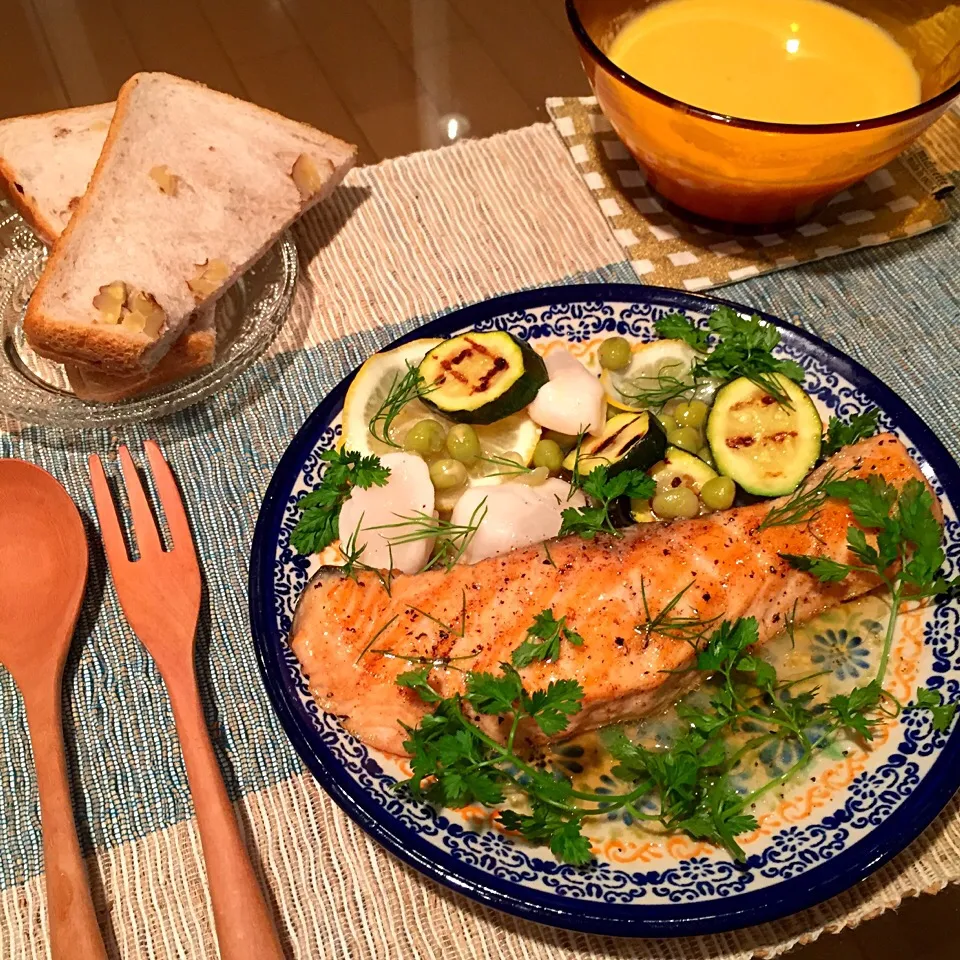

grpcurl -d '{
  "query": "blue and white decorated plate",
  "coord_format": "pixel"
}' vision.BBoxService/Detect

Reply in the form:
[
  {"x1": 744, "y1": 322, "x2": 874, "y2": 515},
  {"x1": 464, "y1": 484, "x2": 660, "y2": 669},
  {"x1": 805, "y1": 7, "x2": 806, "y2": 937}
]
[{"x1": 249, "y1": 284, "x2": 960, "y2": 936}]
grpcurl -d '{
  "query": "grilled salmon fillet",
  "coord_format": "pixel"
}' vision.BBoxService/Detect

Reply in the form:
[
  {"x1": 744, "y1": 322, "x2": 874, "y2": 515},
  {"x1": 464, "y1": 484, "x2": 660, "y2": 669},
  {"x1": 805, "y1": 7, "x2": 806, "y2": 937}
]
[{"x1": 291, "y1": 434, "x2": 939, "y2": 756}]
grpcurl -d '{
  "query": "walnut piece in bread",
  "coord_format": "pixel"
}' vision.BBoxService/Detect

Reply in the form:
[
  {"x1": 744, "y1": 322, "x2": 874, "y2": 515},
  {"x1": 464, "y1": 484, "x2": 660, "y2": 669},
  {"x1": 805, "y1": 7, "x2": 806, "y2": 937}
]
[
  {"x1": 187, "y1": 259, "x2": 230, "y2": 300},
  {"x1": 149, "y1": 165, "x2": 180, "y2": 196},
  {"x1": 291, "y1": 153, "x2": 334, "y2": 199},
  {"x1": 93, "y1": 282, "x2": 164, "y2": 337}
]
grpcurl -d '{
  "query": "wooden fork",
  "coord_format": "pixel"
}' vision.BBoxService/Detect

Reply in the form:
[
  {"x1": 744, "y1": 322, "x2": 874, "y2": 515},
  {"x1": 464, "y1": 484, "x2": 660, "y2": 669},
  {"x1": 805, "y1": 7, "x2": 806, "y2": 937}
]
[{"x1": 88, "y1": 441, "x2": 284, "y2": 960}]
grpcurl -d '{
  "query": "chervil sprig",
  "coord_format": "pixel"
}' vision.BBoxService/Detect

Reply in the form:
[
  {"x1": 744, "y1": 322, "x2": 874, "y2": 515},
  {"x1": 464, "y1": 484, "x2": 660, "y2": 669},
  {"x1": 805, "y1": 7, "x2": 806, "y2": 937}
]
[
  {"x1": 290, "y1": 450, "x2": 390, "y2": 555},
  {"x1": 821, "y1": 408, "x2": 880, "y2": 457},
  {"x1": 782, "y1": 476, "x2": 957, "y2": 682},
  {"x1": 511, "y1": 608, "x2": 584, "y2": 668},
  {"x1": 558, "y1": 465, "x2": 656, "y2": 539}
]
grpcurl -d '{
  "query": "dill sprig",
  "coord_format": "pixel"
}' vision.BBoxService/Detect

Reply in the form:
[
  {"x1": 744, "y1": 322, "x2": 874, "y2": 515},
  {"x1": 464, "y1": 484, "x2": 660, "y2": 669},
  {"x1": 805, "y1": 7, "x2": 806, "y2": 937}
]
[
  {"x1": 638, "y1": 578, "x2": 721, "y2": 644},
  {"x1": 756, "y1": 466, "x2": 850, "y2": 531},
  {"x1": 355, "y1": 615, "x2": 399, "y2": 664},
  {"x1": 364, "y1": 499, "x2": 488, "y2": 573},
  {"x1": 474, "y1": 452, "x2": 532, "y2": 478},
  {"x1": 368, "y1": 362, "x2": 437, "y2": 448},
  {"x1": 339, "y1": 521, "x2": 395, "y2": 595},
  {"x1": 616, "y1": 369, "x2": 696, "y2": 409},
  {"x1": 406, "y1": 588, "x2": 468, "y2": 637}
]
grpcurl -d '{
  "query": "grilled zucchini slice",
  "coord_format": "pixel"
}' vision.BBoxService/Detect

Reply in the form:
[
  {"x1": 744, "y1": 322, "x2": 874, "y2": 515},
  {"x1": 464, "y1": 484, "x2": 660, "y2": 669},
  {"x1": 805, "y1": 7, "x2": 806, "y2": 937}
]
[
  {"x1": 706, "y1": 375, "x2": 821, "y2": 497},
  {"x1": 563, "y1": 412, "x2": 667, "y2": 478},
  {"x1": 418, "y1": 332, "x2": 547, "y2": 425}
]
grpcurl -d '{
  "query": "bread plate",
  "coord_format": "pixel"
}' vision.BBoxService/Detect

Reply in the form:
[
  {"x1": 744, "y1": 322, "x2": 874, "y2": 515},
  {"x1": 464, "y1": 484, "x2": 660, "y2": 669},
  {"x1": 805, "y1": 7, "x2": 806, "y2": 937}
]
[{"x1": 0, "y1": 198, "x2": 296, "y2": 427}]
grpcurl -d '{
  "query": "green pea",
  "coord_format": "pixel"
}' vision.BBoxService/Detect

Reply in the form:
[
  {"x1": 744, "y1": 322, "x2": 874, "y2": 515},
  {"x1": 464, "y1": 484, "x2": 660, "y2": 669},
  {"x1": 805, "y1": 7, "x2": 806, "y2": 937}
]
[
  {"x1": 445, "y1": 424, "x2": 481, "y2": 464},
  {"x1": 701, "y1": 476, "x2": 736, "y2": 511},
  {"x1": 598, "y1": 336, "x2": 632, "y2": 371},
  {"x1": 667, "y1": 426, "x2": 701, "y2": 453},
  {"x1": 657, "y1": 414, "x2": 678, "y2": 435},
  {"x1": 543, "y1": 430, "x2": 578, "y2": 452},
  {"x1": 652, "y1": 486, "x2": 700, "y2": 520},
  {"x1": 674, "y1": 399, "x2": 709, "y2": 429},
  {"x1": 403, "y1": 418, "x2": 446, "y2": 456},
  {"x1": 429, "y1": 458, "x2": 468, "y2": 491},
  {"x1": 532, "y1": 438, "x2": 563, "y2": 473},
  {"x1": 697, "y1": 446, "x2": 716, "y2": 468}
]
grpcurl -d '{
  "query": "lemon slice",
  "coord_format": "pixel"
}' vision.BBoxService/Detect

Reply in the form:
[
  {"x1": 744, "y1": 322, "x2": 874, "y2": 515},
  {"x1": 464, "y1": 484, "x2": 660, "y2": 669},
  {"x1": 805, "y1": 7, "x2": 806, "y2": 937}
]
[
  {"x1": 341, "y1": 339, "x2": 443, "y2": 456},
  {"x1": 601, "y1": 339, "x2": 699, "y2": 412},
  {"x1": 340, "y1": 338, "x2": 541, "y2": 484}
]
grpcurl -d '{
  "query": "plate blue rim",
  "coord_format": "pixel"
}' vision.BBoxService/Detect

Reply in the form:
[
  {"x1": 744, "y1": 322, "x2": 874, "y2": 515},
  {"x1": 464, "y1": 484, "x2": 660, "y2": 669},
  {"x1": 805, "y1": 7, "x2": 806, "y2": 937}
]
[{"x1": 249, "y1": 283, "x2": 960, "y2": 937}]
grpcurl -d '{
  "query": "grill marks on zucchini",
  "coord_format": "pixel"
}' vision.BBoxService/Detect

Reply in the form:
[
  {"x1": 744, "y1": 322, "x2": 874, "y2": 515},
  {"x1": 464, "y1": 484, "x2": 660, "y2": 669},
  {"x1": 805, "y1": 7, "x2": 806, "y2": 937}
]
[
  {"x1": 706, "y1": 375, "x2": 822, "y2": 497},
  {"x1": 418, "y1": 332, "x2": 547, "y2": 424},
  {"x1": 563, "y1": 412, "x2": 667, "y2": 477}
]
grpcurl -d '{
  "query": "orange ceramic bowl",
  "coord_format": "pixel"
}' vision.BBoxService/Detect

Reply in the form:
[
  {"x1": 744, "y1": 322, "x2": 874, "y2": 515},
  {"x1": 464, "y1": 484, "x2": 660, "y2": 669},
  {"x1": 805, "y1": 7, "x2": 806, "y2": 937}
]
[{"x1": 567, "y1": 0, "x2": 960, "y2": 225}]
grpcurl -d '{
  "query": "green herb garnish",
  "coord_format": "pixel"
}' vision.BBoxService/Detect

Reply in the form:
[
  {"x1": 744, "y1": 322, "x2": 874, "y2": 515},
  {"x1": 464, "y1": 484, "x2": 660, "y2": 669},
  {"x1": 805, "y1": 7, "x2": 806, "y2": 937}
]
[
  {"x1": 290, "y1": 450, "x2": 390, "y2": 554},
  {"x1": 363, "y1": 499, "x2": 489, "y2": 573},
  {"x1": 368, "y1": 363, "x2": 436, "y2": 448},
  {"x1": 655, "y1": 312, "x2": 710, "y2": 353},
  {"x1": 558, "y1": 466, "x2": 655, "y2": 539},
  {"x1": 782, "y1": 475, "x2": 957, "y2": 683},
  {"x1": 756, "y1": 466, "x2": 850, "y2": 531},
  {"x1": 623, "y1": 307, "x2": 806, "y2": 409},
  {"x1": 638, "y1": 577, "x2": 720, "y2": 644},
  {"x1": 511, "y1": 608, "x2": 584, "y2": 668},
  {"x1": 397, "y1": 482, "x2": 956, "y2": 865},
  {"x1": 907, "y1": 687, "x2": 958, "y2": 733},
  {"x1": 821, "y1": 408, "x2": 881, "y2": 457}
]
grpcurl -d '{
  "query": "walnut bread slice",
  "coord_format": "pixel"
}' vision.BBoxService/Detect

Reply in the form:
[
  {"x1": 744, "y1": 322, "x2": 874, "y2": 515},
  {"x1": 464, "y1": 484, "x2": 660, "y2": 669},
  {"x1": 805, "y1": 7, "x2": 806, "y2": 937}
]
[
  {"x1": 24, "y1": 72, "x2": 357, "y2": 375},
  {"x1": 0, "y1": 99, "x2": 216, "y2": 397},
  {"x1": 0, "y1": 102, "x2": 114, "y2": 246}
]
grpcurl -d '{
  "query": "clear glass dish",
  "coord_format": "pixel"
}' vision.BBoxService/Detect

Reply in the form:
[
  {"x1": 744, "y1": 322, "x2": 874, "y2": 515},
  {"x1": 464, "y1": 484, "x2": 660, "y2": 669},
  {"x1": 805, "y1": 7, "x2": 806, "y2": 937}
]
[{"x1": 0, "y1": 199, "x2": 297, "y2": 427}]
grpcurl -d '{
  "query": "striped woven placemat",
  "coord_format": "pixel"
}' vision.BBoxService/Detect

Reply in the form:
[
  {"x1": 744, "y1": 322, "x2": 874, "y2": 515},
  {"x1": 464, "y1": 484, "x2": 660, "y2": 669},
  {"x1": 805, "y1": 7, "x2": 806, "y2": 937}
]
[{"x1": 0, "y1": 121, "x2": 958, "y2": 959}]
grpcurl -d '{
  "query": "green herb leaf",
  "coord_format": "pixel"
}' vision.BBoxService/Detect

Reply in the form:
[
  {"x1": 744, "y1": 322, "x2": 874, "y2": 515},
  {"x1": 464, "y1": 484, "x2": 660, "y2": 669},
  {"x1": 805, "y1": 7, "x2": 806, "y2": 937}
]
[
  {"x1": 696, "y1": 618, "x2": 759, "y2": 672},
  {"x1": 465, "y1": 667, "x2": 523, "y2": 715},
  {"x1": 396, "y1": 667, "x2": 442, "y2": 703},
  {"x1": 822, "y1": 408, "x2": 881, "y2": 457},
  {"x1": 908, "y1": 686, "x2": 958, "y2": 732},
  {"x1": 779, "y1": 553, "x2": 854, "y2": 583},
  {"x1": 290, "y1": 449, "x2": 391, "y2": 554},
  {"x1": 368, "y1": 362, "x2": 436, "y2": 448},
  {"x1": 522, "y1": 678, "x2": 584, "y2": 735},
  {"x1": 828, "y1": 680, "x2": 883, "y2": 740},
  {"x1": 696, "y1": 307, "x2": 805, "y2": 406},
  {"x1": 654, "y1": 313, "x2": 710, "y2": 352},
  {"x1": 498, "y1": 803, "x2": 593, "y2": 865},
  {"x1": 559, "y1": 465, "x2": 656, "y2": 540},
  {"x1": 511, "y1": 608, "x2": 584, "y2": 668}
]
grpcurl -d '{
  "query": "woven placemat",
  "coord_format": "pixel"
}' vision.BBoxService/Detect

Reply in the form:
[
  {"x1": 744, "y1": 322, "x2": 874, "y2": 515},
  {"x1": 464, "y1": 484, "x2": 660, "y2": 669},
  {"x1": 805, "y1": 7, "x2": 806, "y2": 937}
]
[
  {"x1": 546, "y1": 96, "x2": 955, "y2": 290},
  {"x1": 0, "y1": 122, "x2": 958, "y2": 959}
]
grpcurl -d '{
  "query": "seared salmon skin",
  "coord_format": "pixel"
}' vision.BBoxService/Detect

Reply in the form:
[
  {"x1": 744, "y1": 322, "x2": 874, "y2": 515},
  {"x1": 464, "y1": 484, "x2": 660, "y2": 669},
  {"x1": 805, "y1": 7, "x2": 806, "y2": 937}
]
[{"x1": 291, "y1": 435, "x2": 938, "y2": 755}]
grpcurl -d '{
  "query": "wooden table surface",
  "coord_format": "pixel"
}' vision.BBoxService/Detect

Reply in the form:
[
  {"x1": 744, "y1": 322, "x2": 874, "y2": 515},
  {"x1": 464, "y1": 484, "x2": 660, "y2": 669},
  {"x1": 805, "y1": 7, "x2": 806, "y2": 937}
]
[{"x1": 3, "y1": 0, "x2": 958, "y2": 954}]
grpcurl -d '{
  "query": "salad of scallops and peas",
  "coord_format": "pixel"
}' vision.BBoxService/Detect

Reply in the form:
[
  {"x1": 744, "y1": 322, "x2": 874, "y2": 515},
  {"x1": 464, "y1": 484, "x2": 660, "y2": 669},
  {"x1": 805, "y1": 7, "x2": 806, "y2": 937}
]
[{"x1": 292, "y1": 306, "x2": 858, "y2": 568}]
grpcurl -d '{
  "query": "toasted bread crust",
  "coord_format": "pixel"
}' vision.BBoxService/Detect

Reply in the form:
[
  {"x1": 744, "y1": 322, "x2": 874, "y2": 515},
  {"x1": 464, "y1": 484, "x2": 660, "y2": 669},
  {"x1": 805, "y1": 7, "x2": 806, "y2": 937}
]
[
  {"x1": 0, "y1": 158, "x2": 57, "y2": 246},
  {"x1": 65, "y1": 323, "x2": 216, "y2": 401},
  {"x1": 24, "y1": 72, "x2": 357, "y2": 375}
]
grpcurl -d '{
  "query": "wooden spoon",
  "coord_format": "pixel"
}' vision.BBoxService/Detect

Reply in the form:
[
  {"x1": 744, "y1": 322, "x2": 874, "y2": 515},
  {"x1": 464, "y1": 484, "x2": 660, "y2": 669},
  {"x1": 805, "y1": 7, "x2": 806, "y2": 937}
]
[{"x1": 0, "y1": 460, "x2": 106, "y2": 959}]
